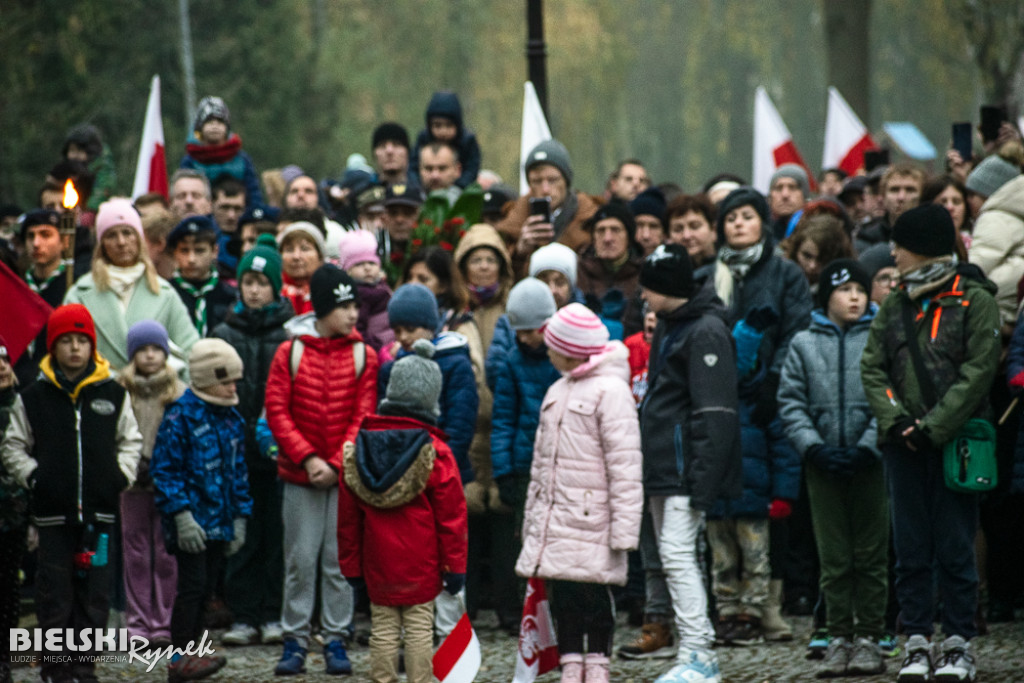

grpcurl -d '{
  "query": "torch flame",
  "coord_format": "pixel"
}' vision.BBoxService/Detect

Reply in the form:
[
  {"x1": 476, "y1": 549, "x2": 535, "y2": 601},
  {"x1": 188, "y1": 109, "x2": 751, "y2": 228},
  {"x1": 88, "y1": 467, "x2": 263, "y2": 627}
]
[{"x1": 62, "y1": 179, "x2": 79, "y2": 210}]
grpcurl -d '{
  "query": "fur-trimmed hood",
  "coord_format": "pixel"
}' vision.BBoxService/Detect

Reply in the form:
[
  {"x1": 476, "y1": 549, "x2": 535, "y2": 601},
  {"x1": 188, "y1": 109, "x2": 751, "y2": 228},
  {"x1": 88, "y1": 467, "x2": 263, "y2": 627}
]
[{"x1": 343, "y1": 414, "x2": 446, "y2": 509}]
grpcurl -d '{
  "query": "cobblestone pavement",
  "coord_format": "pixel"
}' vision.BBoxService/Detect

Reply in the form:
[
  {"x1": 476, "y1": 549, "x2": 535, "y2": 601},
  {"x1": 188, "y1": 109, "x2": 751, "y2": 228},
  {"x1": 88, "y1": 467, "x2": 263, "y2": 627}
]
[{"x1": 10, "y1": 612, "x2": 1024, "y2": 682}]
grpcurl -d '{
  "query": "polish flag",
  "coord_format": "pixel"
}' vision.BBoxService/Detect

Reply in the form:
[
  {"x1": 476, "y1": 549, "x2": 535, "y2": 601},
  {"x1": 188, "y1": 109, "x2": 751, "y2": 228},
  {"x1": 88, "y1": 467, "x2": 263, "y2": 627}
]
[
  {"x1": 512, "y1": 578, "x2": 559, "y2": 683},
  {"x1": 753, "y1": 86, "x2": 816, "y2": 194},
  {"x1": 132, "y1": 75, "x2": 168, "y2": 200},
  {"x1": 433, "y1": 612, "x2": 481, "y2": 683},
  {"x1": 520, "y1": 81, "x2": 552, "y2": 195},
  {"x1": 822, "y1": 86, "x2": 876, "y2": 177}
]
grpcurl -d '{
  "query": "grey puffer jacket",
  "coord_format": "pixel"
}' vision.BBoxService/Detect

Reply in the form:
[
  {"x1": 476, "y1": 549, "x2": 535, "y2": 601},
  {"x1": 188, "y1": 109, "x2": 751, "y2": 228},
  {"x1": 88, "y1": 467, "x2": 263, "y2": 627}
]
[{"x1": 777, "y1": 307, "x2": 879, "y2": 457}]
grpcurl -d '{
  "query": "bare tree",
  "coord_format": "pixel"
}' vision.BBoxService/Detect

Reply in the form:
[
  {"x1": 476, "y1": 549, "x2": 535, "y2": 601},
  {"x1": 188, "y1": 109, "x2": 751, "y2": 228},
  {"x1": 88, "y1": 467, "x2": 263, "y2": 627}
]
[{"x1": 955, "y1": 0, "x2": 1024, "y2": 116}]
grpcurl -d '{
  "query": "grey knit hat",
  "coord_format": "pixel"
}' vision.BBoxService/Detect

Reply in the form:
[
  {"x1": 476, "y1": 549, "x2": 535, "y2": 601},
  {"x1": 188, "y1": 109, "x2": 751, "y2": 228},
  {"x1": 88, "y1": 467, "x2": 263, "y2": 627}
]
[
  {"x1": 506, "y1": 278, "x2": 556, "y2": 331},
  {"x1": 965, "y1": 155, "x2": 1021, "y2": 198},
  {"x1": 380, "y1": 339, "x2": 442, "y2": 423},
  {"x1": 770, "y1": 163, "x2": 811, "y2": 197},
  {"x1": 525, "y1": 139, "x2": 573, "y2": 187}
]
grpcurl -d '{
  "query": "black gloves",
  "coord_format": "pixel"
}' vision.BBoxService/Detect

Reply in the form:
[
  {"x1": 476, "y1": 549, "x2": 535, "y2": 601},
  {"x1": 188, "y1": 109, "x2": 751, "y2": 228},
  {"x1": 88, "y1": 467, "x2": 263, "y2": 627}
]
[
  {"x1": 496, "y1": 476, "x2": 522, "y2": 509},
  {"x1": 443, "y1": 572, "x2": 466, "y2": 595},
  {"x1": 807, "y1": 445, "x2": 879, "y2": 478}
]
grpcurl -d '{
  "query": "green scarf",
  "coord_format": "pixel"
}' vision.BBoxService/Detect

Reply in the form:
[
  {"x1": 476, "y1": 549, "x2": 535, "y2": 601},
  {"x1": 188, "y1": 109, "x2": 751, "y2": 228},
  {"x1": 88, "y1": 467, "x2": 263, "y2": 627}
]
[
  {"x1": 25, "y1": 263, "x2": 65, "y2": 294},
  {"x1": 173, "y1": 270, "x2": 219, "y2": 336}
]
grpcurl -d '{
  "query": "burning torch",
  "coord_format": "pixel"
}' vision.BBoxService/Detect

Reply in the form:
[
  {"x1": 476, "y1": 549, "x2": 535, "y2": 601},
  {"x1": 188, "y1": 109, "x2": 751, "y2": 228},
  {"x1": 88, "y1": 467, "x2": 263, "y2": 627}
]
[{"x1": 60, "y1": 179, "x2": 79, "y2": 290}]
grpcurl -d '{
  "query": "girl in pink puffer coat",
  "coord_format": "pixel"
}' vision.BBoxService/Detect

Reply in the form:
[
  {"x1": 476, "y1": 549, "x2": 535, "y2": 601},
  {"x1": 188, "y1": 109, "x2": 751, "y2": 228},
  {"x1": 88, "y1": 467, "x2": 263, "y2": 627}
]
[{"x1": 515, "y1": 303, "x2": 643, "y2": 683}]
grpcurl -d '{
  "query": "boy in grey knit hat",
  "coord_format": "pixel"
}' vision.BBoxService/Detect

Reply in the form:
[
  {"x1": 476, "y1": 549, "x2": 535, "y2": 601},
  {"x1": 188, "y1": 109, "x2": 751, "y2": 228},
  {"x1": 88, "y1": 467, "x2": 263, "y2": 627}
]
[{"x1": 338, "y1": 338, "x2": 467, "y2": 683}]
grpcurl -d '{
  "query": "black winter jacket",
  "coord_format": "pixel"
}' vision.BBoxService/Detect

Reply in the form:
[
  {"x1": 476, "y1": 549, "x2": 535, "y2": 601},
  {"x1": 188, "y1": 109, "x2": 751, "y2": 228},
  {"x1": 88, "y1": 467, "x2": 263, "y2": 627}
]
[
  {"x1": 211, "y1": 300, "x2": 294, "y2": 470},
  {"x1": 640, "y1": 278, "x2": 742, "y2": 509}
]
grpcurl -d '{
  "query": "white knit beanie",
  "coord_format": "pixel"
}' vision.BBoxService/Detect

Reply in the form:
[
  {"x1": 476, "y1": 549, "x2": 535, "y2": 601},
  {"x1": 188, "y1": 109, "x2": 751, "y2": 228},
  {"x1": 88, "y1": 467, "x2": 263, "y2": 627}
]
[{"x1": 528, "y1": 242, "x2": 578, "y2": 287}]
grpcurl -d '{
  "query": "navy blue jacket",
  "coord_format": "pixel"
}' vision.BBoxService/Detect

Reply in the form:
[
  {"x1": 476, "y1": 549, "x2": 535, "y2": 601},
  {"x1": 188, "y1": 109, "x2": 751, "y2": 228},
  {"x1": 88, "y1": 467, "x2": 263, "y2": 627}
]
[
  {"x1": 709, "y1": 403, "x2": 802, "y2": 520},
  {"x1": 378, "y1": 331, "x2": 479, "y2": 483},
  {"x1": 490, "y1": 339, "x2": 561, "y2": 479},
  {"x1": 409, "y1": 91, "x2": 482, "y2": 190},
  {"x1": 152, "y1": 390, "x2": 253, "y2": 549}
]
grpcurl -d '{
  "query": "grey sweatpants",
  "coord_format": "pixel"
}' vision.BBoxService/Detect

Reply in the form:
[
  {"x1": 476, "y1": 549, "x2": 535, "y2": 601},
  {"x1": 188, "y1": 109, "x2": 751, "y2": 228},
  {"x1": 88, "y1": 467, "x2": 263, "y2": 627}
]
[{"x1": 281, "y1": 482, "x2": 353, "y2": 648}]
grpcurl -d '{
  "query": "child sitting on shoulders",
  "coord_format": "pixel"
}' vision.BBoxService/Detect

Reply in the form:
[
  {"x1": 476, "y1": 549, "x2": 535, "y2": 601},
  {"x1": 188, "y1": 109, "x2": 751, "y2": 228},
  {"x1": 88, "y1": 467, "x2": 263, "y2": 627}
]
[{"x1": 180, "y1": 96, "x2": 262, "y2": 207}]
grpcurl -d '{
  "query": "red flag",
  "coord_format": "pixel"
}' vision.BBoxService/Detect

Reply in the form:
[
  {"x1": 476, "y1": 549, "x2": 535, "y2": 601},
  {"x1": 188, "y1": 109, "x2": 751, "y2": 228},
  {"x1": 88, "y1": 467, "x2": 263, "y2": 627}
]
[
  {"x1": 132, "y1": 75, "x2": 168, "y2": 200},
  {"x1": 753, "y1": 86, "x2": 817, "y2": 194},
  {"x1": 512, "y1": 578, "x2": 559, "y2": 683},
  {"x1": 0, "y1": 260, "x2": 53, "y2": 363},
  {"x1": 822, "y1": 86, "x2": 876, "y2": 177},
  {"x1": 433, "y1": 612, "x2": 481, "y2": 683}
]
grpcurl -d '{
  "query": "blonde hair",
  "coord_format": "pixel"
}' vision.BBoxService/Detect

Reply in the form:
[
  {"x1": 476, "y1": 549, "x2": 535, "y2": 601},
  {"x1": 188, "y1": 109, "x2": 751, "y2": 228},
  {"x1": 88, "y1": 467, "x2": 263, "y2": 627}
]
[{"x1": 91, "y1": 233, "x2": 162, "y2": 295}]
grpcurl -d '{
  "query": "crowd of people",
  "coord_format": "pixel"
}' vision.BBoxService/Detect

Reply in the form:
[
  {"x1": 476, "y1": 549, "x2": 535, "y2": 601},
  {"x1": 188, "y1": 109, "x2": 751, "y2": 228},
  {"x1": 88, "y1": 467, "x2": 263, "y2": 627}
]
[{"x1": 1, "y1": 91, "x2": 1024, "y2": 683}]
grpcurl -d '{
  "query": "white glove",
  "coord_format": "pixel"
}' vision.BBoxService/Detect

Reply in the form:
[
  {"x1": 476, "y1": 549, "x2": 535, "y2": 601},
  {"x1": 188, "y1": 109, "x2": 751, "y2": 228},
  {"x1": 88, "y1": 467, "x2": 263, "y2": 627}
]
[{"x1": 174, "y1": 511, "x2": 207, "y2": 554}]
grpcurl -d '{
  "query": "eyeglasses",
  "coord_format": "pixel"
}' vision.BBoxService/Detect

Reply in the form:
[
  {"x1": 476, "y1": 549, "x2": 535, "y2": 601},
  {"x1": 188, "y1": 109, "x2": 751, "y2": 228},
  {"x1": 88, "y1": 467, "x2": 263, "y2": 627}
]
[{"x1": 873, "y1": 274, "x2": 897, "y2": 286}]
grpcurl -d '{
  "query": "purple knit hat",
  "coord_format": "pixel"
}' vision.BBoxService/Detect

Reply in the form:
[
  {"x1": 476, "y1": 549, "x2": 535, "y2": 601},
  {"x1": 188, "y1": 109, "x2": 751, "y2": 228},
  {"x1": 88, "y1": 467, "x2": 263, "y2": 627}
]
[{"x1": 127, "y1": 320, "x2": 170, "y2": 360}]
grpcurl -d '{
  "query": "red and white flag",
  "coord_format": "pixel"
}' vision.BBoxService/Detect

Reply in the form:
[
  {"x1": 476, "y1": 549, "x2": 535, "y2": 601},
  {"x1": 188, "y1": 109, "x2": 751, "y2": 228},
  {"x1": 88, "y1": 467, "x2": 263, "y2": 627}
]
[
  {"x1": 752, "y1": 86, "x2": 816, "y2": 195},
  {"x1": 822, "y1": 86, "x2": 876, "y2": 177},
  {"x1": 512, "y1": 578, "x2": 559, "y2": 683},
  {"x1": 520, "y1": 81, "x2": 552, "y2": 195},
  {"x1": 132, "y1": 75, "x2": 168, "y2": 200},
  {"x1": 433, "y1": 612, "x2": 481, "y2": 683}
]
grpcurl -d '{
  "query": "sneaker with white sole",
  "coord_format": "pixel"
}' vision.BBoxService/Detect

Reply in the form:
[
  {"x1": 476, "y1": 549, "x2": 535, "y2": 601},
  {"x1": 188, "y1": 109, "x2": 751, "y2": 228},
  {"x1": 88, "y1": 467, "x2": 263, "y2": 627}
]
[
  {"x1": 222, "y1": 622, "x2": 259, "y2": 646},
  {"x1": 816, "y1": 637, "x2": 850, "y2": 678},
  {"x1": 846, "y1": 637, "x2": 885, "y2": 676},
  {"x1": 933, "y1": 635, "x2": 976, "y2": 682},
  {"x1": 897, "y1": 635, "x2": 933, "y2": 683},
  {"x1": 261, "y1": 622, "x2": 284, "y2": 644},
  {"x1": 655, "y1": 649, "x2": 721, "y2": 683}
]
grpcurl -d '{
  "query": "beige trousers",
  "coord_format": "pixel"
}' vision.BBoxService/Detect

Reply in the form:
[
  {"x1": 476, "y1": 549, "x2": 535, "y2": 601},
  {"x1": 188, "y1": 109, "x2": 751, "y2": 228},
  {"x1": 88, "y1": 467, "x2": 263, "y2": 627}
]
[{"x1": 370, "y1": 600, "x2": 435, "y2": 683}]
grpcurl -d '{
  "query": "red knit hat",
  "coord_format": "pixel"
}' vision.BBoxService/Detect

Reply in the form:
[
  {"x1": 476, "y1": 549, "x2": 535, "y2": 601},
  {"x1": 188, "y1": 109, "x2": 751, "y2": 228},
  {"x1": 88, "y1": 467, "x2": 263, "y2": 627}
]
[{"x1": 47, "y1": 304, "x2": 96, "y2": 354}]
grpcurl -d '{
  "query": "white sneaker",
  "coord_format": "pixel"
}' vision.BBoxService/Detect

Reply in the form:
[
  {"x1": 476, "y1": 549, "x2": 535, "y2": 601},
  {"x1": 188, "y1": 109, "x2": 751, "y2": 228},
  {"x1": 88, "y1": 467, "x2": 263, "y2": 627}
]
[
  {"x1": 655, "y1": 649, "x2": 721, "y2": 683},
  {"x1": 897, "y1": 634, "x2": 933, "y2": 683},
  {"x1": 933, "y1": 635, "x2": 976, "y2": 682},
  {"x1": 261, "y1": 621, "x2": 285, "y2": 644},
  {"x1": 222, "y1": 622, "x2": 259, "y2": 645}
]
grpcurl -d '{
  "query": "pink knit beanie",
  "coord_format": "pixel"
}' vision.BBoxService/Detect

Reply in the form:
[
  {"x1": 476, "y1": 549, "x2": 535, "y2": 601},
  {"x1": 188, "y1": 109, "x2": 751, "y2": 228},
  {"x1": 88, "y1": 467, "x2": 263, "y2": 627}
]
[
  {"x1": 543, "y1": 303, "x2": 610, "y2": 360},
  {"x1": 338, "y1": 229, "x2": 381, "y2": 271},
  {"x1": 95, "y1": 198, "x2": 144, "y2": 242}
]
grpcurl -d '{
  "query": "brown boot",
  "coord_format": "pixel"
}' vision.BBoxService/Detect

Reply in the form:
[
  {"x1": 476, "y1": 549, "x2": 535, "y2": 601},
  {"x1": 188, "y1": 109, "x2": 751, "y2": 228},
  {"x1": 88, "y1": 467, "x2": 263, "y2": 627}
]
[
  {"x1": 762, "y1": 579, "x2": 794, "y2": 641},
  {"x1": 616, "y1": 622, "x2": 675, "y2": 660}
]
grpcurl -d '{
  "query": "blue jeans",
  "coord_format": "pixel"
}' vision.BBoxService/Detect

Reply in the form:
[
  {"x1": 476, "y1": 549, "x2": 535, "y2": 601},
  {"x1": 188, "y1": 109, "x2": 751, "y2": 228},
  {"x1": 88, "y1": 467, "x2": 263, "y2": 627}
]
[{"x1": 884, "y1": 443, "x2": 978, "y2": 639}]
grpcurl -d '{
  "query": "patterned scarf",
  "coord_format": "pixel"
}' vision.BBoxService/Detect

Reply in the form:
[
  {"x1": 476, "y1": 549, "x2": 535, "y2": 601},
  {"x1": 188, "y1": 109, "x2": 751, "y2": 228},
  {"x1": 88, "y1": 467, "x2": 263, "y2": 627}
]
[
  {"x1": 468, "y1": 282, "x2": 500, "y2": 306},
  {"x1": 25, "y1": 263, "x2": 65, "y2": 294},
  {"x1": 900, "y1": 256, "x2": 958, "y2": 300},
  {"x1": 718, "y1": 239, "x2": 766, "y2": 281},
  {"x1": 173, "y1": 270, "x2": 219, "y2": 336}
]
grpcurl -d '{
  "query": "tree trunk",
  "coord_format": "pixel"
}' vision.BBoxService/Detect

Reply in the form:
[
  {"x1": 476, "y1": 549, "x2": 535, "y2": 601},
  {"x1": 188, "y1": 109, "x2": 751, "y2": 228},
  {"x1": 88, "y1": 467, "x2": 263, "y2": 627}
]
[{"x1": 823, "y1": 0, "x2": 872, "y2": 122}]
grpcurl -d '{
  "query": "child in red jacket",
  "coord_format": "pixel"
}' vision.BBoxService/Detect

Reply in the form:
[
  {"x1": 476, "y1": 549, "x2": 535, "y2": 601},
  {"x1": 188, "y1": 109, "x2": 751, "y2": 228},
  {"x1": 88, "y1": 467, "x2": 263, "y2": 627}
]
[
  {"x1": 264, "y1": 264, "x2": 379, "y2": 676},
  {"x1": 338, "y1": 339, "x2": 468, "y2": 683}
]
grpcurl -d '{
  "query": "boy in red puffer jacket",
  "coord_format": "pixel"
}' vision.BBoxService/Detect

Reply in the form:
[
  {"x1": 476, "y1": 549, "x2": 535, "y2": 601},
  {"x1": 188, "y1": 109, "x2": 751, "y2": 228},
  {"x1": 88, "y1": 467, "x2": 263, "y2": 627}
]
[
  {"x1": 338, "y1": 338, "x2": 468, "y2": 683},
  {"x1": 264, "y1": 264, "x2": 379, "y2": 676}
]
